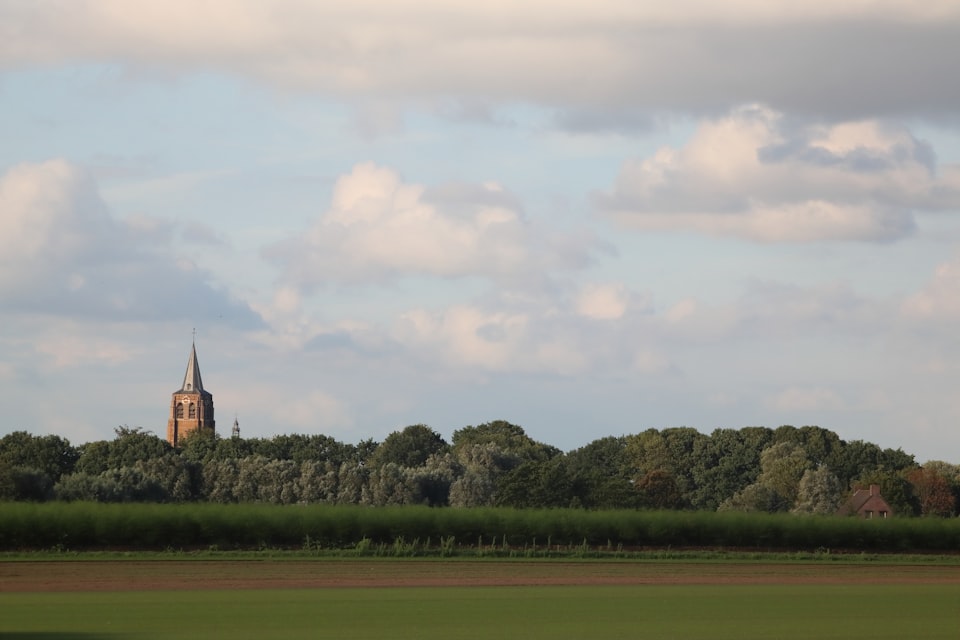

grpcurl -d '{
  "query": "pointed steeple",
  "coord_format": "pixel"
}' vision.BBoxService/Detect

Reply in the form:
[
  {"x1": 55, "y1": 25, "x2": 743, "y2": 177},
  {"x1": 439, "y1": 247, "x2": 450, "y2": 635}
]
[
  {"x1": 180, "y1": 341, "x2": 205, "y2": 393},
  {"x1": 167, "y1": 336, "x2": 215, "y2": 447}
]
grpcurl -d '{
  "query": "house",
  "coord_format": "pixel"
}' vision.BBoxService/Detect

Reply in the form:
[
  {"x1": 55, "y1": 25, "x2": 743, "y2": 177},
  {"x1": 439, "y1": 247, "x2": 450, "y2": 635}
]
[{"x1": 837, "y1": 484, "x2": 893, "y2": 518}]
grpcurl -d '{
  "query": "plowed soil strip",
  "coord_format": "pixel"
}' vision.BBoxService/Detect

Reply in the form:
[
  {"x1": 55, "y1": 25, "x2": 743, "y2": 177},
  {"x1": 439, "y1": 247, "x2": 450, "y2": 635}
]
[{"x1": 3, "y1": 560, "x2": 959, "y2": 592}]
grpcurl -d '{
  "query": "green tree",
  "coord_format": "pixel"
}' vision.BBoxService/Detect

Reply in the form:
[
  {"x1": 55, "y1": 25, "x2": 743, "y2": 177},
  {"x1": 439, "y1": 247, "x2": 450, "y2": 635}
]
[
  {"x1": 75, "y1": 427, "x2": 171, "y2": 474},
  {"x1": 0, "y1": 466, "x2": 54, "y2": 501},
  {"x1": 370, "y1": 425, "x2": 448, "y2": 469},
  {"x1": 718, "y1": 483, "x2": 782, "y2": 513},
  {"x1": 792, "y1": 466, "x2": 845, "y2": 515},
  {"x1": 565, "y1": 437, "x2": 638, "y2": 509},
  {"x1": 719, "y1": 442, "x2": 811, "y2": 513},
  {"x1": 452, "y1": 421, "x2": 559, "y2": 463},
  {"x1": 0, "y1": 431, "x2": 79, "y2": 494},
  {"x1": 635, "y1": 469, "x2": 684, "y2": 509},
  {"x1": 367, "y1": 462, "x2": 417, "y2": 506},
  {"x1": 495, "y1": 457, "x2": 572, "y2": 508},
  {"x1": 757, "y1": 441, "x2": 811, "y2": 507},
  {"x1": 335, "y1": 461, "x2": 368, "y2": 505},
  {"x1": 773, "y1": 425, "x2": 841, "y2": 466},
  {"x1": 625, "y1": 428, "x2": 708, "y2": 506},
  {"x1": 202, "y1": 458, "x2": 241, "y2": 503},
  {"x1": 179, "y1": 429, "x2": 220, "y2": 464},
  {"x1": 690, "y1": 427, "x2": 773, "y2": 510},
  {"x1": 297, "y1": 460, "x2": 340, "y2": 504},
  {"x1": 0, "y1": 431, "x2": 79, "y2": 476},
  {"x1": 447, "y1": 442, "x2": 521, "y2": 507}
]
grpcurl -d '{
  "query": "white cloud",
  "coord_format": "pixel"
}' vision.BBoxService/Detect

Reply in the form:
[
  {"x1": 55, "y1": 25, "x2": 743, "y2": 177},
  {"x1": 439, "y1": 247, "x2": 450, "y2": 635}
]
[
  {"x1": 598, "y1": 105, "x2": 960, "y2": 242},
  {"x1": 2, "y1": 2, "x2": 957, "y2": 120},
  {"x1": 34, "y1": 333, "x2": 139, "y2": 369},
  {"x1": 268, "y1": 162, "x2": 595, "y2": 287},
  {"x1": 397, "y1": 305, "x2": 539, "y2": 372},
  {"x1": 274, "y1": 388, "x2": 353, "y2": 432},
  {"x1": 902, "y1": 255, "x2": 960, "y2": 322},
  {"x1": 767, "y1": 387, "x2": 845, "y2": 412},
  {"x1": 575, "y1": 283, "x2": 629, "y2": 320},
  {"x1": 0, "y1": 159, "x2": 118, "y2": 292},
  {"x1": 0, "y1": 159, "x2": 260, "y2": 325}
]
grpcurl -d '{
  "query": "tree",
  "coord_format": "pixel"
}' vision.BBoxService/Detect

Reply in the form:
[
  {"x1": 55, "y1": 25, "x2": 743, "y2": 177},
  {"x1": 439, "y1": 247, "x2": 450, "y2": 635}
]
[
  {"x1": 718, "y1": 442, "x2": 811, "y2": 513},
  {"x1": 792, "y1": 466, "x2": 845, "y2": 515},
  {"x1": 233, "y1": 456, "x2": 299, "y2": 504},
  {"x1": 449, "y1": 469, "x2": 496, "y2": 508},
  {"x1": 718, "y1": 484, "x2": 782, "y2": 513},
  {"x1": 495, "y1": 457, "x2": 572, "y2": 508},
  {"x1": 203, "y1": 459, "x2": 241, "y2": 503},
  {"x1": 452, "y1": 421, "x2": 559, "y2": 463},
  {"x1": 179, "y1": 429, "x2": 220, "y2": 464},
  {"x1": 336, "y1": 462, "x2": 368, "y2": 505},
  {"x1": 369, "y1": 425, "x2": 448, "y2": 469},
  {"x1": 0, "y1": 431, "x2": 77, "y2": 501},
  {"x1": 367, "y1": 463, "x2": 417, "y2": 506},
  {"x1": 625, "y1": 428, "x2": 708, "y2": 506},
  {"x1": 906, "y1": 467, "x2": 955, "y2": 517},
  {"x1": 565, "y1": 437, "x2": 638, "y2": 509},
  {"x1": 690, "y1": 427, "x2": 772, "y2": 510},
  {"x1": 297, "y1": 460, "x2": 339, "y2": 504},
  {"x1": 0, "y1": 466, "x2": 54, "y2": 501},
  {"x1": 75, "y1": 427, "x2": 171, "y2": 475},
  {"x1": 757, "y1": 441, "x2": 811, "y2": 507},
  {"x1": 408, "y1": 452, "x2": 460, "y2": 506},
  {"x1": 773, "y1": 426, "x2": 841, "y2": 466},
  {"x1": 635, "y1": 469, "x2": 684, "y2": 510}
]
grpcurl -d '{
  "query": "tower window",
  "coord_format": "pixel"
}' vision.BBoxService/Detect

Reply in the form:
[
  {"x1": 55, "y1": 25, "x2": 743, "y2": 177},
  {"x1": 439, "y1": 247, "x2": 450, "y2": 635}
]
[
  {"x1": 186, "y1": 384, "x2": 192, "y2": 390},
  {"x1": 189, "y1": 403, "x2": 196, "y2": 419},
  {"x1": 176, "y1": 404, "x2": 184, "y2": 419}
]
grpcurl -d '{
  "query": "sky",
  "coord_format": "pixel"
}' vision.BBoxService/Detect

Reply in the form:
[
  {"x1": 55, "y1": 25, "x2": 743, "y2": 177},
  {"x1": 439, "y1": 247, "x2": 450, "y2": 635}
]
[{"x1": 2, "y1": 1, "x2": 960, "y2": 463}]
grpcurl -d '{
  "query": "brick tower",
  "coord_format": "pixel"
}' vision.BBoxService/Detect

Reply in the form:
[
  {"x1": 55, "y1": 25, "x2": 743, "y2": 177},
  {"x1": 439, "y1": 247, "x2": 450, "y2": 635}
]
[{"x1": 166, "y1": 341, "x2": 215, "y2": 447}]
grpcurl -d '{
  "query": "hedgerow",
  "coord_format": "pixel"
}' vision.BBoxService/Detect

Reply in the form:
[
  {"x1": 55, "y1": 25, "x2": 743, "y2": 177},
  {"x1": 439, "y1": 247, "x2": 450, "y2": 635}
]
[{"x1": 2, "y1": 502, "x2": 959, "y2": 553}]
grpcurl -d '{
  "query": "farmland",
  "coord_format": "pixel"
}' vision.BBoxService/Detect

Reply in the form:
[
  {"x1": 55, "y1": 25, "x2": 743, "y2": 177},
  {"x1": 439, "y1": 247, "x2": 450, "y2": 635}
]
[
  {"x1": 3, "y1": 503, "x2": 959, "y2": 638},
  {"x1": 1, "y1": 559, "x2": 959, "y2": 639}
]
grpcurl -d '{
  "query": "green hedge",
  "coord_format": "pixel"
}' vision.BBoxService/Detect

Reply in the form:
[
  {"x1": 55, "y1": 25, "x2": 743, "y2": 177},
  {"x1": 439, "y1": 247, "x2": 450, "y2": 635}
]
[{"x1": 2, "y1": 502, "x2": 959, "y2": 552}]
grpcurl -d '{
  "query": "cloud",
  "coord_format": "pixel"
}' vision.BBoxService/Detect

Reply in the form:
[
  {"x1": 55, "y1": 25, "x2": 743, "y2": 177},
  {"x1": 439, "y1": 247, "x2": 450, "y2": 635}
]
[
  {"x1": 274, "y1": 388, "x2": 353, "y2": 432},
  {"x1": 267, "y1": 162, "x2": 597, "y2": 287},
  {"x1": 597, "y1": 105, "x2": 960, "y2": 242},
  {"x1": 575, "y1": 283, "x2": 630, "y2": 320},
  {"x1": 0, "y1": 159, "x2": 260, "y2": 326},
  {"x1": 902, "y1": 255, "x2": 960, "y2": 322},
  {"x1": 391, "y1": 279, "x2": 663, "y2": 377},
  {"x1": 2, "y1": 2, "x2": 958, "y2": 120},
  {"x1": 767, "y1": 386, "x2": 845, "y2": 412}
]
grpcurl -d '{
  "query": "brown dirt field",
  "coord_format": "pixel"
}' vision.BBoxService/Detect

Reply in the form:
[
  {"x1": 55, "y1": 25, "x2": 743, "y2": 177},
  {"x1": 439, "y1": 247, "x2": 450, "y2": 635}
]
[{"x1": 2, "y1": 560, "x2": 959, "y2": 592}]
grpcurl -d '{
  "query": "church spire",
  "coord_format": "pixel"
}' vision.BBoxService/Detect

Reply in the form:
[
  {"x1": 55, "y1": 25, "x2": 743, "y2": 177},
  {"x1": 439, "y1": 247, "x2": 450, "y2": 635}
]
[
  {"x1": 180, "y1": 341, "x2": 204, "y2": 393},
  {"x1": 167, "y1": 337, "x2": 216, "y2": 447}
]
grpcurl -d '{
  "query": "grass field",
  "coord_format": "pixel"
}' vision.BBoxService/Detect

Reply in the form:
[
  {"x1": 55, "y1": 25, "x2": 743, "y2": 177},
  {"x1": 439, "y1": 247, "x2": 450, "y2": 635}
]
[{"x1": 1, "y1": 559, "x2": 958, "y2": 639}]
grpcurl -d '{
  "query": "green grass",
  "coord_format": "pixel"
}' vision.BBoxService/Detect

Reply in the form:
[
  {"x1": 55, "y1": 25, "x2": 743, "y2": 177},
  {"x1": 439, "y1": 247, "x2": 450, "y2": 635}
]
[{"x1": 1, "y1": 585, "x2": 957, "y2": 639}]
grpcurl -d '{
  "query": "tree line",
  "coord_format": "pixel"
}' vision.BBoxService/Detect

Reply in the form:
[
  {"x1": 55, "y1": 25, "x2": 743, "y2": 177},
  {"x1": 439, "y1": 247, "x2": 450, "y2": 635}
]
[{"x1": 1, "y1": 422, "x2": 957, "y2": 516}]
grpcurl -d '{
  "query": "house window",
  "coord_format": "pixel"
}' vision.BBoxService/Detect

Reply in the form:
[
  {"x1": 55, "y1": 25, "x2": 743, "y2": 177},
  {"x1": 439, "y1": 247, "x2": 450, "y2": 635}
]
[
  {"x1": 176, "y1": 404, "x2": 184, "y2": 419},
  {"x1": 189, "y1": 403, "x2": 196, "y2": 419},
  {"x1": 879, "y1": 511, "x2": 888, "y2": 518},
  {"x1": 864, "y1": 510, "x2": 873, "y2": 519}
]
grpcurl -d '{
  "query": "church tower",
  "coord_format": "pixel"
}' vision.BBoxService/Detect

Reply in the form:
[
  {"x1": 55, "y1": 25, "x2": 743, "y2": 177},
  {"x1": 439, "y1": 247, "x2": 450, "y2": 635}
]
[{"x1": 166, "y1": 341, "x2": 215, "y2": 447}]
